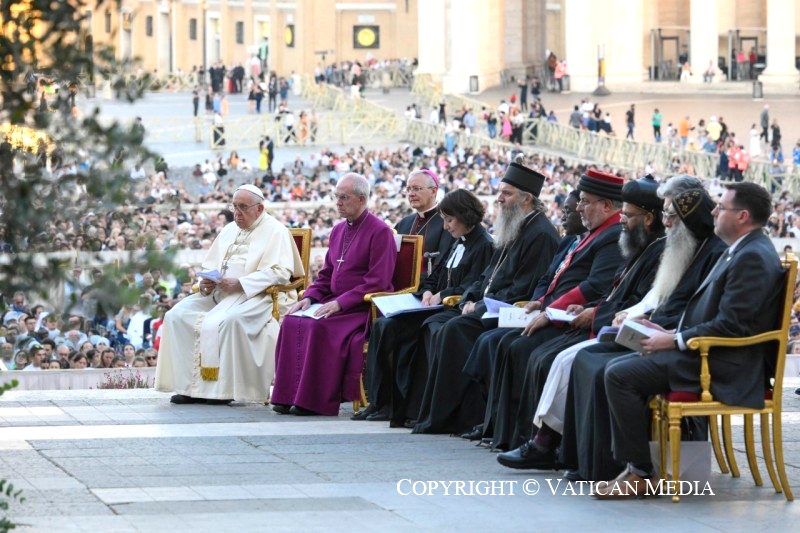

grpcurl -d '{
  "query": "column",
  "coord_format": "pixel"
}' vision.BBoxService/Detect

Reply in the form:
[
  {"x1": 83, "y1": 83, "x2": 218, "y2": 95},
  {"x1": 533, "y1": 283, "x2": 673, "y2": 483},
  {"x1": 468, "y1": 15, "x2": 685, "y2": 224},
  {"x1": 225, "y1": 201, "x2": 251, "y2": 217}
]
[
  {"x1": 416, "y1": 0, "x2": 446, "y2": 78},
  {"x1": 759, "y1": 0, "x2": 800, "y2": 88},
  {"x1": 689, "y1": 0, "x2": 719, "y2": 84},
  {"x1": 503, "y1": 0, "x2": 525, "y2": 78},
  {"x1": 563, "y1": 0, "x2": 596, "y2": 92},
  {"x1": 605, "y1": 0, "x2": 644, "y2": 86}
]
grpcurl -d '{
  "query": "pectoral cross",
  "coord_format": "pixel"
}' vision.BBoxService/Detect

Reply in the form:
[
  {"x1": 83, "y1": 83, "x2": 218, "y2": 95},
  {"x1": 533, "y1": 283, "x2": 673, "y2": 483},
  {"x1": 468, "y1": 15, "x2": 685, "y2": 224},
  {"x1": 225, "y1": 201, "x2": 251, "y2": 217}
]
[{"x1": 336, "y1": 256, "x2": 345, "y2": 270}]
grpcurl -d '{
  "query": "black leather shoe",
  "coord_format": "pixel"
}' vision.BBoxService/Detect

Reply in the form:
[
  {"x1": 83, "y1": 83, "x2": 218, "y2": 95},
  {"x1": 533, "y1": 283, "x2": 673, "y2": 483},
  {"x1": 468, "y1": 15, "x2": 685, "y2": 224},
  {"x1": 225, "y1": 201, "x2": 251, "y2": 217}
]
[
  {"x1": 205, "y1": 399, "x2": 233, "y2": 405},
  {"x1": 403, "y1": 419, "x2": 416, "y2": 429},
  {"x1": 562, "y1": 469, "x2": 586, "y2": 482},
  {"x1": 350, "y1": 403, "x2": 379, "y2": 421},
  {"x1": 272, "y1": 404, "x2": 291, "y2": 415},
  {"x1": 170, "y1": 394, "x2": 204, "y2": 404},
  {"x1": 460, "y1": 425, "x2": 483, "y2": 441},
  {"x1": 365, "y1": 405, "x2": 390, "y2": 421},
  {"x1": 496, "y1": 440, "x2": 557, "y2": 470},
  {"x1": 795, "y1": 387, "x2": 800, "y2": 396},
  {"x1": 290, "y1": 405, "x2": 318, "y2": 416}
]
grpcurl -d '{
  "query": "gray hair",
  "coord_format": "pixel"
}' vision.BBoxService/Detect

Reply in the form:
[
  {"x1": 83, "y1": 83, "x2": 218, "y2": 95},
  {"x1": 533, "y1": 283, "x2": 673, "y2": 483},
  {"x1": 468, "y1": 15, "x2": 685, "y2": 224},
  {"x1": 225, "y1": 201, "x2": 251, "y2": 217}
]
[
  {"x1": 339, "y1": 172, "x2": 370, "y2": 199},
  {"x1": 657, "y1": 175, "x2": 705, "y2": 199},
  {"x1": 408, "y1": 169, "x2": 437, "y2": 188}
]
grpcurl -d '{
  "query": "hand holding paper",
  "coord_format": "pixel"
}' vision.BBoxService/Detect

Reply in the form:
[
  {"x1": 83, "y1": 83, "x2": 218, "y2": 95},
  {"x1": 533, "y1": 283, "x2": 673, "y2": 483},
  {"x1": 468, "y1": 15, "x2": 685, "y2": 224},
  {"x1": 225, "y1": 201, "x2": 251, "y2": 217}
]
[{"x1": 198, "y1": 270, "x2": 222, "y2": 283}]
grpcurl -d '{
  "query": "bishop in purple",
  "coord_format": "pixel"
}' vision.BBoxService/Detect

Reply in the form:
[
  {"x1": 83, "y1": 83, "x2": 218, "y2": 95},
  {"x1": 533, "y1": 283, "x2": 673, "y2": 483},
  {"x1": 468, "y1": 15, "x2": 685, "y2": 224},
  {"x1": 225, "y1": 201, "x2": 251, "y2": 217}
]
[{"x1": 271, "y1": 173, "x2": 397, "y2": 415}]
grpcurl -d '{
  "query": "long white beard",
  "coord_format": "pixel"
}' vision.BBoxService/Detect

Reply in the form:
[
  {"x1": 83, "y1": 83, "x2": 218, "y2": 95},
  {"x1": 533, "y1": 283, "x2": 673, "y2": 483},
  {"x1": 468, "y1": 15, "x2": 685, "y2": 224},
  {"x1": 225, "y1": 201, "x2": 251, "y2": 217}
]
[
  {"x1": 651, "y1": 221, "x2": 699, "y2": 305},
  {"x1": 493, "y1": 203, "x2": 528, "y2": 249}
]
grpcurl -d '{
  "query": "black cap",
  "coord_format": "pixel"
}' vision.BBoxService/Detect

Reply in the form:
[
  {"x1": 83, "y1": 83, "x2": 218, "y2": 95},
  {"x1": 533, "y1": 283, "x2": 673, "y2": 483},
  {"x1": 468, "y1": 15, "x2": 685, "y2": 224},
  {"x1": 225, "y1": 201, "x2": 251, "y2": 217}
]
[
  {"x1": 622, "y1": 175, "x2": 662, "y2": 213},
  {"x1": 578, "y1": 169, "x2": 624, "y2": 202},
  {"x1": 673, "y1": 188, "x2": 715, "y2": 240},
  {"x1": 501, "y1": 162, "x2": 546, "y2": 197}
]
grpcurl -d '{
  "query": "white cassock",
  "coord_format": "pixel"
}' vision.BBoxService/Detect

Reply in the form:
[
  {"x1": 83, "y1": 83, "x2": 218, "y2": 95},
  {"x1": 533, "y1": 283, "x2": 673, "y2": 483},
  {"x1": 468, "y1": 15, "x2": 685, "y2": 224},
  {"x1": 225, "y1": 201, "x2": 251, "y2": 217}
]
[
  {"x1": 155, "y1": 213, "x2": 304, "y2": 402},
  {"x1": 534, "y1": 293, "x2": 658, "y2": 433}
]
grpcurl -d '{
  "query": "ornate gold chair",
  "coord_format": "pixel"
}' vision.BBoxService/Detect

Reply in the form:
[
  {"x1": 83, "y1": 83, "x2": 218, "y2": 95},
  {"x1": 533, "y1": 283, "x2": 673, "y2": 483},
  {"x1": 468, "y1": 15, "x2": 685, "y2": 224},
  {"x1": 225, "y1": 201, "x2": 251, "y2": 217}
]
[
  {"x1": 354, "y1": 234, "x2": 424, "y2": 411},
  {"x1": 652, "y1": 257, "x2": 797, "y2": 502},
  {"x1": 265, "y1": 228, "x2": 312, "y2": 321}
]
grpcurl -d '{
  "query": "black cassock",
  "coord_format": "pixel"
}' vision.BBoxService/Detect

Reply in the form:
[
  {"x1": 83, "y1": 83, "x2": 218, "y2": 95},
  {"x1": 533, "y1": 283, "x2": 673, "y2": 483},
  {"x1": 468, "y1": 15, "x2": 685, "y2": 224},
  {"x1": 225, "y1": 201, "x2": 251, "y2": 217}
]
[
  {"x1": 411, "y1": 211, "x2": 560, "y2": 434},
  {"x1": 395, "y1": 207, "x2": 454, "y2": 282},
  {"x1": 482, "y1": 218, "x2": 625, "y2": 449},
  {"x1": 363, "y1": 225, "x2": 493, "y2": 424},
  {"x1": 559, "y1": 235, "x2": 726, "y2": 481},
  {"x1": 509, "y1": 235, "x2": 666, "y2": 449}
]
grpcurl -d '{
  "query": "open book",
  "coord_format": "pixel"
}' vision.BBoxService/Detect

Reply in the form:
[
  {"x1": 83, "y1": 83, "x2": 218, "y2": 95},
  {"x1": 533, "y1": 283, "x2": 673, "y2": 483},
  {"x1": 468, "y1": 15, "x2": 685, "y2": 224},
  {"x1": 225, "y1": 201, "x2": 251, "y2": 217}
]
[
  {"x1": 614, "y1": 319, "x2": 661, "y2": 352},
  {"x1": 498, "y1": 307, "x2": 541, "y2": 328},
  {"x1": 372, "y1": 293, "x2": 444, "y2": 318},
  {"x1": 290, "y1": 303, "x2": 325, "y2": 320},
  {"x1": 481, "y1": 297, "x2": 513, "y2": 320}
]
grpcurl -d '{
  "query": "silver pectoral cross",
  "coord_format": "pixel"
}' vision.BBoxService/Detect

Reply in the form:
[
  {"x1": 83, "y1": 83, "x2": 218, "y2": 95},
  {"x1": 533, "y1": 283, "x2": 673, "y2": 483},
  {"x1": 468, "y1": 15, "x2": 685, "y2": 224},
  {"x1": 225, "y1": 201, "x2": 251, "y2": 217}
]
[{"x1": 336, "y1": 256, "x2": 344, "y2": 270}]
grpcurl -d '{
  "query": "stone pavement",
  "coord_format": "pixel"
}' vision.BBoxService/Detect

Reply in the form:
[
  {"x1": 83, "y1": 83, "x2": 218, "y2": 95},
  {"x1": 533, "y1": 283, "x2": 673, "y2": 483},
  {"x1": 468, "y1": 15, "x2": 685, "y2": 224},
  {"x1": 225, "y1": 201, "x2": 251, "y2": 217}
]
[{"x1": 1, "y1": 383, "x2": 800, "y2": 532}]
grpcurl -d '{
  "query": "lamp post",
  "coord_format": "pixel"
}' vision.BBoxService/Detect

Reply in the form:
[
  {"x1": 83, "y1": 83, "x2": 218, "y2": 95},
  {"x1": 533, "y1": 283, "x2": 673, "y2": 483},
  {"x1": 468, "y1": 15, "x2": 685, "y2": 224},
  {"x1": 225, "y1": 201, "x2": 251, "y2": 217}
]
[{"x1": 592, "y1": 44, "x2": 611, "y2": 96}]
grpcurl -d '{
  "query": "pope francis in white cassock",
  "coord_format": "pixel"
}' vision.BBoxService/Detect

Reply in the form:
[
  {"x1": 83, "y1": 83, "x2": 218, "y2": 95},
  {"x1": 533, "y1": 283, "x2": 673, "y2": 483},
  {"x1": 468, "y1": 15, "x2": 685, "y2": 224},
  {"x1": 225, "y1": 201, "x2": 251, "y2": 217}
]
[{"x1": 155, "y1": 185, "x2": 304, "y2": 404}]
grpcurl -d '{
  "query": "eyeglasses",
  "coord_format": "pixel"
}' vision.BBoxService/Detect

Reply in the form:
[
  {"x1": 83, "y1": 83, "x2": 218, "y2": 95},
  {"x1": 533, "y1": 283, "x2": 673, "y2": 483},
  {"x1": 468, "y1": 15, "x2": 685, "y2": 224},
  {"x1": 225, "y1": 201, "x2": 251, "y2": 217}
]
[
  {"x1": 406, "y1": 186, "x2": 435, "y2": 194},
  {"x1": 662, "y1": 210, "x2": 679, "y2": 221},
  {"x1": 577, "y1": 197, "x2": 605, "y2": 208},
  {"x1": 715, "y1": 204, "x2": 745, "y2": 212},
  {"x1": 335, "y1": 193, "x2": 361, "y2": 202},
  {"x1": 146, "y1": 356, "x2": 157, "y2": 360},
  {"x1": 227, "y1": 203, "x2": 260, "y2": 212},
  {"x1": 621, "y1": 211, "x2": 645, "y2": 219}
]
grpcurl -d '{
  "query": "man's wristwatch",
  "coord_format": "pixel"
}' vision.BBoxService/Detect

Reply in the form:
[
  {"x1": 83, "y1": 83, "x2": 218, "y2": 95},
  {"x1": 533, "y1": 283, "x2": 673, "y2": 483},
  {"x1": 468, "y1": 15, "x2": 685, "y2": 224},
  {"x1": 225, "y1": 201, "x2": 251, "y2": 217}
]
[{"x1": 672, "y1": 334, "x2": 679, "y2": 349}]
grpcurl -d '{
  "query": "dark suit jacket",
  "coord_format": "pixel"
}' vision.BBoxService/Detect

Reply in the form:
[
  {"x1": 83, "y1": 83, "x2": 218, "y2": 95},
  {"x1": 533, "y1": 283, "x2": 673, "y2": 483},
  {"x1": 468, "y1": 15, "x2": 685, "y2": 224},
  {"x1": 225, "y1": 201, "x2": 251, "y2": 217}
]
[
  {"x1": 395, "y1": 208, "x2": 453, "y2": 283},
  {"x1": 530, "y1": 234, "x2": 580, "y2": 301},
  {"x1": 672, "y1": 230, "x2": 783, "y2": 408}
]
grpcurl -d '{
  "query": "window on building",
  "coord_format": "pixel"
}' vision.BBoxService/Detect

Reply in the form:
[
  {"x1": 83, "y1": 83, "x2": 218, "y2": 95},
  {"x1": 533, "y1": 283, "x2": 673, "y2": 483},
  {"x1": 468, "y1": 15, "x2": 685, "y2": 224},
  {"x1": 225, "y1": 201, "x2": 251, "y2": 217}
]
[
  {"x1": 104, "y1": 11, "x2": 111, "y2": 33},
  {"x1": 236, "y1": 21, "x2": 244, "y2": 44},
  {"x1": 145, "y1": 16, "x2": 153, "y2": 37},
  {"x1": 189, "y1": 18, "x2": 197, "y2": 40}
]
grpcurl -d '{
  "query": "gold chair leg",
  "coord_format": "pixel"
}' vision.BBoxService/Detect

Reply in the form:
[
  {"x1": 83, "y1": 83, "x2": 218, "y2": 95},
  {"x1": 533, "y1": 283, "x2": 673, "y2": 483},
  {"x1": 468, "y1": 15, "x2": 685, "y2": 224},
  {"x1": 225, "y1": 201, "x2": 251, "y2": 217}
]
[
  {"x1": 669, "y1": 414, "x2": 682, "y2": 503},
  {"x1": 352, "y1": 374, "x2": 368, "y2": 414},
  {"x1": 760, "y1": 413, "x2": 782, "y2": 493},
  {"x1": 709, "y1": 414, "x2": 729, "y2": 474},
  {"x1": 657, "y1": 403, "x2": 668, "y2": 480},
  {"x1": 743, "y1": 414, "x2": 763, "y2": 486},
  {"x1": 722, "y1": 415, "x2": 740, "y2": 478},
  {"x1": 772, "y1": 411, "x2": 795, "y2": 501}
]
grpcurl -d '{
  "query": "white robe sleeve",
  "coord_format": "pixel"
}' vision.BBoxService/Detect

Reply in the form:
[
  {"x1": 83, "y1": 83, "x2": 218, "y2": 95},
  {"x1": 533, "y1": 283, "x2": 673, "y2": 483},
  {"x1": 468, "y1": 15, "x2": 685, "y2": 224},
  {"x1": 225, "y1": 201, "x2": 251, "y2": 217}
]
[{"x1": 239, "y1": 265, "x2": 292, "y2": 299}]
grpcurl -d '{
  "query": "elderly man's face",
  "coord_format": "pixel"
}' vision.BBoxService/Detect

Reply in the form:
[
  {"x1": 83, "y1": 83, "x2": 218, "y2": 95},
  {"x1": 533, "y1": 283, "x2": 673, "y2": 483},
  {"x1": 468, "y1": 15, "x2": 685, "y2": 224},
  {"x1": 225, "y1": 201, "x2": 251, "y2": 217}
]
[
  {"x1": 406, "y1": 173, "x2": 437, "y2": 212},
  {"x1": 335, "y1": 179, "x2": 366, "y2": 221},
  {"x1": 231, "y1": 190, "x2": 264, "y2": 229}
]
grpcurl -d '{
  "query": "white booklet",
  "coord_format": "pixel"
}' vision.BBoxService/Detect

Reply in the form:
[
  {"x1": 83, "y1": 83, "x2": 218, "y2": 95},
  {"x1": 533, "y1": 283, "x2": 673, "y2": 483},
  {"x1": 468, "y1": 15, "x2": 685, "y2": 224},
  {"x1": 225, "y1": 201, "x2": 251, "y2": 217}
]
[
  {"x1": 614, "y1": 319, "x2": 660, "y2": 352},
  {"x1": 499, "y1": 307, "x2": 541, "y2": 328},
  {"x1": 545, "y1": 307, "x2": 577, "y2": 323},
  {"x1": 290, "y1": 303, "x2": 325, "y2": 320},
  {"x1": 197, "y1": 269, "x2": 222, "y2": 282},
  {"x1": 481, "y1": 296, "x2": 513, "y2": 320},
  {"x1": 372, "y1": 293, "x2": 444, "y2": 318}
]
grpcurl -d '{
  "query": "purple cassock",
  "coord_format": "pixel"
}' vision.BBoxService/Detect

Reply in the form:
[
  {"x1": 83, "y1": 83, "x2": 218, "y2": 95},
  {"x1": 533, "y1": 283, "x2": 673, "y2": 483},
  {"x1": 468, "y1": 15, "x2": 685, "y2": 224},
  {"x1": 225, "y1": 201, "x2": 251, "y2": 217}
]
[{"x1": 272, "y1": 210, "x2": 397, "y2": 415}]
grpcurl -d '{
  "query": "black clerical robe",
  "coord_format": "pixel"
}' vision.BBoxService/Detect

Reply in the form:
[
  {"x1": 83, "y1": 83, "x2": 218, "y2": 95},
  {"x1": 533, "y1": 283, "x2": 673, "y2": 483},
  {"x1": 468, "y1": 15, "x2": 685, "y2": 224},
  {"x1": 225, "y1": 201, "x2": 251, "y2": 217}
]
[
  {"x1": 559, "y1": 235, "x2": 726, "y2": 481},
  {"x1": 363, "y1": 226, "x2": 494, "y2": 420},
  {"x1": 411, "y1": 210, "x2": 560, "y2": 434},
  {"x1": 395, "y1": 207, "x2": 453, "y2": 282}
]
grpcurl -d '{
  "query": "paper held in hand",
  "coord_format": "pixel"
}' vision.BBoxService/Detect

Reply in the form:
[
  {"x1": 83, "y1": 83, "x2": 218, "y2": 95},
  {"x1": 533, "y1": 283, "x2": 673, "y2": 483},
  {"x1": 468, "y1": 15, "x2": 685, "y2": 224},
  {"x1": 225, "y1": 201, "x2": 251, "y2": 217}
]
[
  {"x1": 481, "y1": 296, "x2": 513, "y2": 320},
  {"x1": 499, "y1": 307, "x2": 541, "y2": 328},
  {"x1": 291, "y1": 303, "x2": 325, "y2": 320},
  {"x1": 198, "y1": 270, "x2": 222, "y2": 283},
  {"x1": 371, "y1": 293, "x2": 444, "y2": 318},
  {"x1": 545, "y1": 307, "x2": 577, "y2": 323},
  {"x1": 614, "y1": 319, "x2": 661, "y2": 352}
]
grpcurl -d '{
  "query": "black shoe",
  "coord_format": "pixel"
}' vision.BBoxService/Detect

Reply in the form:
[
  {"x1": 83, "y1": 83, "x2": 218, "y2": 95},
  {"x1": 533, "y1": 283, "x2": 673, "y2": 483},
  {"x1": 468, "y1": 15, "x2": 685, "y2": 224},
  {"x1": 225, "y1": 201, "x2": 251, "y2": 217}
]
[
  {"x1": 562, "y1": 469, "x2": 586, "y2": 482},
  {"x1": 460, "y1": 425, "x2": 483, "y2": 441},
  {"x1": 350, "y1": 403, "x2": 379, "y2": 421},
  {"x1": 496, "y1": 440, "x2": 557, "y2": 470},
  {"x1": 795, "y1": 387, "x2": 800, "y2": 396},
  {"x1": 272, "y1": 404, "x2": 291, "y2": 415},
  {"x1": 290, "y1": 405, "x2": 318, "y2": 416},
  {"x1": 403, "y1": 419, "x2": 416, "y2": 429},
  {"x1": 205, "y1": 399, "x2": 233, "y2": 405},
  {"x1": 365, "y1": 405, "x2": 390, "y2": 421},
  {"x1": 170, "y1": 394, "x2": 204, "y2": 404}
]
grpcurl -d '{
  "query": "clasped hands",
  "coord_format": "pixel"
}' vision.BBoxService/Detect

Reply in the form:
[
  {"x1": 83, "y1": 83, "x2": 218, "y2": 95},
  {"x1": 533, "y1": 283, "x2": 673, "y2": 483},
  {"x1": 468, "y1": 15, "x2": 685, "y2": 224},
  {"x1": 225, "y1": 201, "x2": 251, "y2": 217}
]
[
  {"x1": 520, "y1": 302, "x2": 594, "y2": 336},
  {"x1": 199, "y1": 278, "x2": 242, "y2": 296},
  {"x1": 289, "y1": 297, "x2": 341, "y2": 319},
  {"x1": 421, "y1": 291, "x2": 442, "y2": 306}
]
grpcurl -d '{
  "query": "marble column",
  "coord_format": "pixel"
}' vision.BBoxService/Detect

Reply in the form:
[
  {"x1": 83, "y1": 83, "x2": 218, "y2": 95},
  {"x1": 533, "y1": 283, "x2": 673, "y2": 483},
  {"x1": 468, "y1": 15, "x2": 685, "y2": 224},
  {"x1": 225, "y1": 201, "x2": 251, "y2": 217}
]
[
  {"x1": 759, "y1": 0, "x2": 800, "y2": 88},
  {"x1": 689, "y1": 0, "x2": 719, "y2": 84},
  {"x1": 416, "y1": 0, "x2": 447, "y2": 79},
  {"x1": 563, "y1": 0, "x2": 595, "y2": 92}
]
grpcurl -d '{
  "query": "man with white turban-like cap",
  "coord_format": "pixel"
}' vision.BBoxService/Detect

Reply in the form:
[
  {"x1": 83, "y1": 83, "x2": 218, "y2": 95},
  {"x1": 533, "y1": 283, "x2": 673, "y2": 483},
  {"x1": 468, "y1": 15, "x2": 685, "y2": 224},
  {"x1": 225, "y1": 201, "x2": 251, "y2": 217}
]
[{"x1": 156, "y1": 184, "x2": 305, "y2": 404}]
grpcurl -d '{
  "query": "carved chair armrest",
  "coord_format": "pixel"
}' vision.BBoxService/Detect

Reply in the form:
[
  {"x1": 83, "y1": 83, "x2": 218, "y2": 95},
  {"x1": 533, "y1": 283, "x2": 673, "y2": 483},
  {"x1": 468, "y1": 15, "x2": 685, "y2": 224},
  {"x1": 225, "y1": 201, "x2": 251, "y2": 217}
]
[
  {"x1": 514, "y1": 301, "x2": 529, "y2": 308},
  {"x1": 364, "y1": 288, "x2": 419, "y2": 321},
  {"x1": 265, "y1": 278, "x2": 305, "y2": 321},
  {"x1": 442, "y1": 295, "x2": 462, "y2": 307}
]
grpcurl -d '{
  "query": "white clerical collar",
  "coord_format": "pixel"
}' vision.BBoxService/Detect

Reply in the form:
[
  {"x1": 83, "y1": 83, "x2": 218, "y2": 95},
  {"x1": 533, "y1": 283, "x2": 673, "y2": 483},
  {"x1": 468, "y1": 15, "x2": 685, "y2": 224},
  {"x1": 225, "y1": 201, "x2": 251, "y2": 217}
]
[{"x1": 417, "y1": 205, "x2": 438, "y2": 219}]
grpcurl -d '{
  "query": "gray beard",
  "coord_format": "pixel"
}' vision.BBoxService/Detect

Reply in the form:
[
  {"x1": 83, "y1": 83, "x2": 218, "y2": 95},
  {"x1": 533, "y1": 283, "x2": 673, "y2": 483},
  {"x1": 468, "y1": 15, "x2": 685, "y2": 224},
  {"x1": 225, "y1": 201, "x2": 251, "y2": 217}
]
[
  {"x1": 651, "y1": 221, "x2": 699, "y2": 305},
  {"x1": 493, "y1": 203, "x2": 528, "y2": 249},
  {"x1": 618, "y1": 222, "x2": 650, "y2": 259}
]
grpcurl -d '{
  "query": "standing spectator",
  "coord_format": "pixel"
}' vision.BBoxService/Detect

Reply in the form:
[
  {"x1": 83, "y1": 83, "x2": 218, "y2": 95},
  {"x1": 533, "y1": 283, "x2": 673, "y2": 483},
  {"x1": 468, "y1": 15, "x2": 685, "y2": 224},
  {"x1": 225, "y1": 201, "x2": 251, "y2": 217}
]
[
  {"x1": 625, "y1": 104, "x2": 635, "y2": 139},
  {"x1": 749, "y1": 123, "x2": 762, "y2": 159},
  {"x1": 267, "y1": 72, "x2": 278, "y2": 112},
  {"x1": 771, "y1": 119, "x2": 782, "y2": 151},
  {"x1": 760, "y1": 104, "x2": 770, "y2": 143},
  {"x1": 793, "y1": 140, "x2": 800, "y2": 167},
  {"x1": 651, "y1": 108, "x2": 662, "y2": 142},
  {"x1": 192, "y1": 88, "x2": 199, "y2": 117},
  {"x1": 554, "y1": 60, "x2": 567, "y2": 92},
  {"x1": 568, "y1": 105, "x2": 582, "y2": 129},
  {"x1": 518, "y1": 76, "x2": 529, "y2": 111},
  {"x1": 677, "y1": 115, "x2": 692, "y2": 148},
  {"x1": 279, "y1": 77, "x2": 289, "y2": 103}
]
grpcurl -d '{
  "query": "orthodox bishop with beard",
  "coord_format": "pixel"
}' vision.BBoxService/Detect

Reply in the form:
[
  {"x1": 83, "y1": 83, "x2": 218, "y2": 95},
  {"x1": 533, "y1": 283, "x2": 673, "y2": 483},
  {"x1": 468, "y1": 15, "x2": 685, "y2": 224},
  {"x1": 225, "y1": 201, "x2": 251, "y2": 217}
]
[
  {"x1": 156, "y1": 184, "x2": 305, "y2": 404},
  {"x1": 411, "y1": 162, "x2": 560, "y2": 435}
]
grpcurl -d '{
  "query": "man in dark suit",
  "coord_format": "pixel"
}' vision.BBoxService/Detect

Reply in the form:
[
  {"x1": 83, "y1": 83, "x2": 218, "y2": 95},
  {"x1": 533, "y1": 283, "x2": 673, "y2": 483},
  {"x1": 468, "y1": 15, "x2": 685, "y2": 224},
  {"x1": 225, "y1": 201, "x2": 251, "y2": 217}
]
[{"x1": 596, "y1": 181, "x2": 783, "y2": 498}]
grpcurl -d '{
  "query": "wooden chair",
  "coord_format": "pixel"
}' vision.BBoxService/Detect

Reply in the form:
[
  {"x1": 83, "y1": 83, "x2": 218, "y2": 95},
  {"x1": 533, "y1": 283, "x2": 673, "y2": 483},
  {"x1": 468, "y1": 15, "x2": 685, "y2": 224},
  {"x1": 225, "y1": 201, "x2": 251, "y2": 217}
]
[
  {"x1": 265, "y1": 228, "x2": 312, "y2": 321},
  {"x1": 355, "y1": 234, "x2": 424, "y2": 411},
  {"x1": 652, "y1": 257, "x2": 797, "y2": 502}
]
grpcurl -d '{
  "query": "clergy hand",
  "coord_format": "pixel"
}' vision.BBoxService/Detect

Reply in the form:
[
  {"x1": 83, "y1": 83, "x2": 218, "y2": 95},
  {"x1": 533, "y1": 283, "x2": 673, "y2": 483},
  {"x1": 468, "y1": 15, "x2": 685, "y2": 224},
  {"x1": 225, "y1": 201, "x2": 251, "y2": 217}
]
[
  {"x1": 634, "y1": 318, "x2": 669, "y2": 333},
  {"x1": 199, "y1": 279, "x2": 217, "y2": 296},
  {"x1": 524, "y1": 301, "x2": 542, "y2": 313},
  {"x1": 522, "y1": 313, "x2": 550, "y2": 336},
  {"x1": 565, "y1": 304, "x2": 584, "y2": 315},
  {"x1": 426, "y1": 292, "x2": 443, "y2": 306},
  {"x1": 288, "y1": 298, "x2": 312, "y2": 314},
  {"x1": 571, "y1": 307, "x2": 594, "y2": 330},
  {"x1": 640, "y1": 331, "x2": 677, "y2": 355},
  {"x1": 218, "y1": 278, "x2": 242, "y2": 293},
  {"x1": 314, "y1": 300, "x2": 341, "y2": 318},
  {"x1": 421, "y1": 291, "x2": 434, "y2": 306},
  {"x1": 611, "y1": 312, "x2": 628, "y2": 327},
  {"x1": 461, "y1": 301, "x2": 476, "y2": 315}
]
